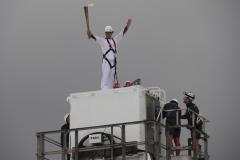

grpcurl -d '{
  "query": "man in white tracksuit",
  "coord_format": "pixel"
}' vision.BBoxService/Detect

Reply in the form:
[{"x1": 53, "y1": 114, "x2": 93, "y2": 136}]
[{"x1": 87, "y1": 19, "x2": 132, "y2": 90}]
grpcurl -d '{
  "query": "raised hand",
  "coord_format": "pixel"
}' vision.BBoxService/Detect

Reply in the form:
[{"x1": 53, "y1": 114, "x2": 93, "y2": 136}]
[{"x1": 127, "y1": 18, "x2": 132, "y2": 28}]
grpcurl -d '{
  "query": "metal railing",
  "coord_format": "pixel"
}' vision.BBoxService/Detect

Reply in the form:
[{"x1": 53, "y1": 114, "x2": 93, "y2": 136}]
[
  {"x1": 37, "y1": 120, "x2": 162, "y2": 160},
  {"x1": 161, "y1": 107, "x2": 210, "y2": 160},
  {"x1": 36, "y1": 109, "x2": 209, "y2": 160}
]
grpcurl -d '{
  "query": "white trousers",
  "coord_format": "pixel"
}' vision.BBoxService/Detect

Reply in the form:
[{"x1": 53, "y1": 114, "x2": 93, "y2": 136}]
[{"x1": 101, "y1": 60, "x2": 115, "y2": 90}]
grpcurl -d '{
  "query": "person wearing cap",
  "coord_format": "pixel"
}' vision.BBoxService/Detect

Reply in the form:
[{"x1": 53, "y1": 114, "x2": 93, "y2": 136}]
[
  {"x1": 181, "y1": 92, "x2": 202, "y2": 158},
  {"x1": 162, "y1": 99, "x2": 181, "y2": 156},
  {"x1": 60, "y1": 113, "x2": 70, "y2": 160},
  {"x1": 87, "y1": 19, "x2": 132, "y2": 90}
]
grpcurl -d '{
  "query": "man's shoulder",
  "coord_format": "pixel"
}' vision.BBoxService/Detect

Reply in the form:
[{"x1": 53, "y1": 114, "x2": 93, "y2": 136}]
[
  {"x1": 163, "y1": 103, "x2": 171, "y2": 110},
  {"x1": 189, "y1": 103, "x2": 199, "y2": 113},
  {"x1": 193, "y1": 103, "x2": 199, "y2": 110},
  {"x1": 165, "y1": 102, "x2": 178, "y2": 109},
  {"x1": 61, "y1": 124, "x2": 69, "y2": 130}
]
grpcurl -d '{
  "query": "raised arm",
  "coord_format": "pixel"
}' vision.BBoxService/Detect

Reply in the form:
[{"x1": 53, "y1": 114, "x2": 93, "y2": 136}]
[
  {"x1": 87, "y1": 30, "x2": 96, "y2": 40},
  {"x1": 114, "y1": 18, "x2": 132, "y2": 43},
  {"x1": 123, "y1": 18, "x2": 132, "y2": 35}
]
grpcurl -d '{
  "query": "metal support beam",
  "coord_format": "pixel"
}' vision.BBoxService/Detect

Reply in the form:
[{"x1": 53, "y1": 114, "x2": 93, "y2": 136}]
[
  {"x1": 192, "y1": 129, "x2": 197, "y2": 160},
  {"x1": 37, "y1": 133, "x2": 45, "y2": 160},
  {"x1": 62, "y1": 130, "x2": 67, "y2": 160},
  {"x1": 154, "y1": 122, "x2": 160, "y2": 160},
  {"x1": 74, "y1": 130, "x2": 78, "y2": 160},
  {"x1": 111, "y1": 126, "x2": 114, "y2": 160},
  {"x1": 204, "y1": 135, "x2": 209, "y2": 160},
  {"x1": 165, "y1": 126, "x2": 171, "y2": 160},
  {"x1": 121, "y1": 124, "x2": 126, "y2": 160},
  {"x1": 188, "y1": 138, "x2": 192, "y2": 157},
  {"x1": 145, "y1": 123, "x2": 148, "y2": 160}
]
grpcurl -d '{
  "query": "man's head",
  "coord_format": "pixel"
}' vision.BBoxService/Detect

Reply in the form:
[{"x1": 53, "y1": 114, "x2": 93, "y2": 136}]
[
  {"x1": 64, "y1": 113, "x2": 70, "y2": 124},
  {"x1": 105, "y1": 25, "x2": 114, "y2": 38},
  {"x1": 170, "y1": 98, "x2": 179, "y2": 104},
  {"x1": 183, "y1": 91, "x2": 195, "y2": 104}
]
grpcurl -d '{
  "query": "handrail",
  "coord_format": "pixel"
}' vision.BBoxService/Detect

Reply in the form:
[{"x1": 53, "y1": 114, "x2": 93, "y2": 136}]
[
  {"x1": 161, "y1": 107, "x2": 210, "y2": 123},
  {"x1": 37, "y1": 119, "x2": 209, "y2": 160},
  {"x1": 37, "y1": 120, "x2": 153, "y2": 135},
  {"x1": 37, "y1": 120, "x2": 160, "y2": 160}
]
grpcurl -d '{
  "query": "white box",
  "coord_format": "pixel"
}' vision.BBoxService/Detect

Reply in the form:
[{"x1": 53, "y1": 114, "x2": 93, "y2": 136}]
[{"x1": 67, "y1": 86, "x2": 148, "y2": 149}]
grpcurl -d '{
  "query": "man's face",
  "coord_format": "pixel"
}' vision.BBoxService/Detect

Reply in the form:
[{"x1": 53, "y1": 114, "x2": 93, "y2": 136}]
[
  {"x1": 66, "y1": 116, "x2": 70, "y2": 124},
  {"x1": 183, "y1": 96, "x2": 190, "y2": 104},
  {"x1": 105, "y1": 32, "x2": 113, "y2": 38}
]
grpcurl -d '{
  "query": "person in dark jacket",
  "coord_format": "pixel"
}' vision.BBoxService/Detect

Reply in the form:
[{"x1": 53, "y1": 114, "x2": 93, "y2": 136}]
[
  {"x1": 162, "y1": 99, "x2": 181, "y2": 156},
  {"x1": 61, "y1": 113, "x2": 70, "y2": 160},
  {"x1": 181, "y1": 91, "x2": 202, "y2": 158}
]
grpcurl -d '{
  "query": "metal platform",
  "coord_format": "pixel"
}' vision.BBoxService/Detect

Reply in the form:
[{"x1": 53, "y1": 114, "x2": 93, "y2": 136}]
[{"x1": 36, "y1": 86, "x2": 209, "y2": 160}]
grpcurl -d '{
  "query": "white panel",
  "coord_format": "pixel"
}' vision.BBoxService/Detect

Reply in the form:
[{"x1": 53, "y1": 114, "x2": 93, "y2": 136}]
[{"x1": 68, "y1": 85, "x2": 147, "y2": 148}]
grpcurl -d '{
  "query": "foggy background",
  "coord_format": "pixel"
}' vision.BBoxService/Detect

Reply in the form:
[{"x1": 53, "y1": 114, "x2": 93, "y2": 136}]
[{"x1": 1, "y1": 0, "x2": 239, "y2": 159}]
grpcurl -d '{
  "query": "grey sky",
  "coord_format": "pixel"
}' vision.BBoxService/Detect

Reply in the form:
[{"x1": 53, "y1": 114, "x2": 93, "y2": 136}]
[{"x1": 0, "y1": 0, "x2": 240, "y2": 159}]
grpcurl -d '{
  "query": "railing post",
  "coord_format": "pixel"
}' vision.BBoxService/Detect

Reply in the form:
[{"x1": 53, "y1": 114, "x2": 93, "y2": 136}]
[
  {"x1": 165, "y1": 126, "x2": 171, "y2": 160},
  {"x1": 111, "y1": 126, "x2": 114, "y2": 160},
  {"x1": 192, "y1": 112, "x2": 195, "y2": 128},
  {"x1": 176, "y1": 110, "x2": 179, "y2": 126},
  {"x1": 37, "y1": 133, "x2": 44, "y2": 160},
  {"x1": 192, "y1": 129, "x2": 197, "y2": 160},
  {"x1": 192, "y1": 113, "x2": 197, "y2": 160},
  {"x1": 121, "y1": 124, "x2": 126, "y2": 160},
  {"x1": 74, "y1": 129, "x2": 78, "y2": 160},
  {"x1": 203, "y1": 121, "x2": 209, "y2": 160},
  {"x1": 145, "y1": 122, "x2": 148, "y2": 160},
  {"x1": 188, "y1": 138, "x2": 192, "y2": 156},
  {"x1": 204, "y1": 137, "x2": 209, "y2": 160},
  {"x1": 62, "y1": 130, "x2": 67, "y2": 160},
  {"x1": 154, "y1": 121, "x2": 160, "y2": 160}
]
